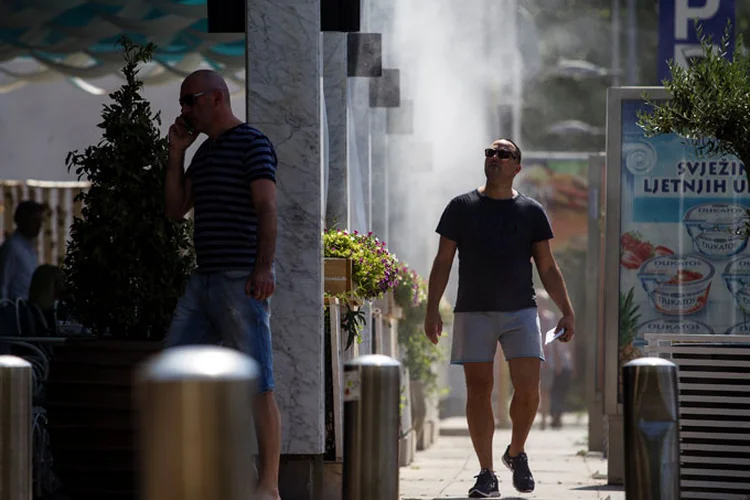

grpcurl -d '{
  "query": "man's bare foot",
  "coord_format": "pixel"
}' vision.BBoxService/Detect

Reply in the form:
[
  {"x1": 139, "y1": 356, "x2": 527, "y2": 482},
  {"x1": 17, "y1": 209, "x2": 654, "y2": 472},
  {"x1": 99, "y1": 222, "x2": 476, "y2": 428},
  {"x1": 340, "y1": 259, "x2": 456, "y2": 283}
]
[{"x1": 255, "y1": 486, "x2": 281, "y2": 500}]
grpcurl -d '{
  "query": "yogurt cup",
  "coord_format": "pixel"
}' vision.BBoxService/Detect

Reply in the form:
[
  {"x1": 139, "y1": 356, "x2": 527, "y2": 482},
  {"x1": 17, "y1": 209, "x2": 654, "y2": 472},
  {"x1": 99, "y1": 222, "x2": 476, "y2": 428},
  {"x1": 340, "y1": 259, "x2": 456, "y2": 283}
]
[
  {"x1": 638, "y1": 255, "x2": 714, "y2": 315},
  {"x1": 722, "y1": 256, "x2": 750, "y2": 314},
  {"x1": 683, "y1": 203, "x2": 749, "y2": 259}
]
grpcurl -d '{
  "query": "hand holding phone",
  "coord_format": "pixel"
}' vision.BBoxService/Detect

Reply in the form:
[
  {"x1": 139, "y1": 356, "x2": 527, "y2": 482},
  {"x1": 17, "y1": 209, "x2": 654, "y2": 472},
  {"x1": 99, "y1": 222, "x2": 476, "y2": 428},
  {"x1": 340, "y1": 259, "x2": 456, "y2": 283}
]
[
  {"x1": 544, "y1": 327, "x2": 566, "y2": 345},
  {"x1": 168, "y1": 116, "x2": 197, "y2": 152}
]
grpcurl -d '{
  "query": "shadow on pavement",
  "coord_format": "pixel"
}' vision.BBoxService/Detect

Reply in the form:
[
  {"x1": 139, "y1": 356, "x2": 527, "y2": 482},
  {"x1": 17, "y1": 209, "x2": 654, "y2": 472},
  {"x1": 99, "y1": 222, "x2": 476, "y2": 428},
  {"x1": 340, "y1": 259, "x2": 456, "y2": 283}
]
[
  {"x1": 572, "y1": 484, "x2": 625, "y2": 492},
  {"x1": 435, "y1": 497, "x2": 527, "y2": 500}
]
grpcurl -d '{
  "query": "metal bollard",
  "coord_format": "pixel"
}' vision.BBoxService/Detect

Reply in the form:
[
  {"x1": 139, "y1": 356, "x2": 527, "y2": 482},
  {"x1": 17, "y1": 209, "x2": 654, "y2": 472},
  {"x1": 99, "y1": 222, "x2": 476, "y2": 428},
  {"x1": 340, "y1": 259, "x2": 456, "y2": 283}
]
[
  {"x1": 343, "y1": 354, "x2": 401, "y2": 500},
  {"x1": 623, "y1": 357, "x2": 680, "y2": 500},
  {"x1": 134, "y1": 346, "x2": 259, "y2": 500},
  {"x1": 0, "y1": 356, "x2": 32, "y2": 500}
]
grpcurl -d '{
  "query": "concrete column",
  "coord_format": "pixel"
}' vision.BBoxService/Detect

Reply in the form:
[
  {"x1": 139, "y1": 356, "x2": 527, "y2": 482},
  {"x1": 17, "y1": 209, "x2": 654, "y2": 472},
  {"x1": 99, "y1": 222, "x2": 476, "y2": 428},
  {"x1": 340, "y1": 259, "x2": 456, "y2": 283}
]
[
  {"x1": 359, "y1": 302, "x2": 373, "y2": 356},
  {"x1": 349, "y1": 77, "x2": 372, "y2": 231},
  {"x1": 246, "y1": 2, "x2": 324, "y2": 498},
  {"x1": 369, "y1": 108, "x2": 388, "y2": 242},
  {"x1": 323, "y1": 32, "x2": 350, "y2": 230}
]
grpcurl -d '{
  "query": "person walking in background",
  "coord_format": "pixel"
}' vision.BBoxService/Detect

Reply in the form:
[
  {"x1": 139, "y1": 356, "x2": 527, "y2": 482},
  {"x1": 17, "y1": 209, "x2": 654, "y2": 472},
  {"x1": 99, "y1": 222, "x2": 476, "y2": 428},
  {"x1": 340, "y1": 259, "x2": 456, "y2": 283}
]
[
  {"x1": 164, "y1": 69, "x2": 281, "y2": 500},
  {"x1": 537, "y1": 290, "x2": 556, "y2": 430},
  {"x1": 0, "y1": 200, "x2": 45, "y2": 301},
  {"x1": 548, "y1": 334, "x2": 574, "y2": 429},
  {"x1": 424, "y1": 138, "x2": 576, "y2": 498}
]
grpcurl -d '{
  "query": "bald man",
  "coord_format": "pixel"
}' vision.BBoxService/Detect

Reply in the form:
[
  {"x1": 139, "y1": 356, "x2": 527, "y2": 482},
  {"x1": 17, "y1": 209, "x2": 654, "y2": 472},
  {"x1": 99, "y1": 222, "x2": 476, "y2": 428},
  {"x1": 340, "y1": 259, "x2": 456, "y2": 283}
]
[
  {"x1": 165, "y1": 70, "x2": 281, "y2": 500},
  {"x1": 425, "y1": 139, "x2": 575, "y2": 497}
]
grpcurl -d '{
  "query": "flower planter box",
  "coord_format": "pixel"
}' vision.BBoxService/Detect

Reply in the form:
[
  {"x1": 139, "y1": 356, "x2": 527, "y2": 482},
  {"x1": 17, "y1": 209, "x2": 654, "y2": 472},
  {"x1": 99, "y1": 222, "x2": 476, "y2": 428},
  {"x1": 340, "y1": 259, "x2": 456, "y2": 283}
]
[
  {"x1": 411, "y1": 379, "x2": 440, "y2": 451},
  {"x1": 324, "y1": 258, "x2": 353, "y2": 296},
  {"x1": 390, "y1": 305, "x2": 404, "y2": 320},
  {"x1": 376, "y1": 290, "x2": 402, "y2": 320},
  {"x1": 399, "y1": 365, "x2": 416, "y2": 467}
]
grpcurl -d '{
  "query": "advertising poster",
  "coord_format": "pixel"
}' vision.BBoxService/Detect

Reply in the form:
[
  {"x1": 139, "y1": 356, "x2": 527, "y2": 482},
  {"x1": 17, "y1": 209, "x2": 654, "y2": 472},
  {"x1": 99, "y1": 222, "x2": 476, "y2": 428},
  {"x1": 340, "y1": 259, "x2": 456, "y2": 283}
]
[
  {"x1": 516, "y1": 157, "x2": 589, "y2": 252},
  {"x1": 618, "y1": 99, "x2": 750, "y2": 374}
]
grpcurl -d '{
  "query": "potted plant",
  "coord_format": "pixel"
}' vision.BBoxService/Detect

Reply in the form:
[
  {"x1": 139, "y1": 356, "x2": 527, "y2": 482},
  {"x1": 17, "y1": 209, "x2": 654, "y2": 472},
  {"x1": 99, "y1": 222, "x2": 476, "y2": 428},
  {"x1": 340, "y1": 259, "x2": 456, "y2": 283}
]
[
  {"x1": 638, "y1": 24, "x2": 750, "y2": 181},
  {"x1": 322, "y1": 228, "x2": 399, "y2": 461},
  {"x1": 323, "y1": 228, "x2": 399, "y2": 348},
  {"x1": 44, "y1": 37, "x2": 194, "y2": 500},
  {"x1": 393, "y1": 264, "x2": 446, "y2": 450}
]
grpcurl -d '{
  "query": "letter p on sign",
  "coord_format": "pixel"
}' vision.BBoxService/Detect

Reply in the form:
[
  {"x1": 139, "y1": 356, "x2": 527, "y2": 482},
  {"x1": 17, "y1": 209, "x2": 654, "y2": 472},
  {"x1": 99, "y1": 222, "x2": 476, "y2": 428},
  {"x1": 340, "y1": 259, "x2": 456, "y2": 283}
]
[
  {"x1": 675, "y1": 0, "x2": 721, "y2": 40},
  {"x1": 658, "y1": 0, "x2": 734, "y2": 82}
]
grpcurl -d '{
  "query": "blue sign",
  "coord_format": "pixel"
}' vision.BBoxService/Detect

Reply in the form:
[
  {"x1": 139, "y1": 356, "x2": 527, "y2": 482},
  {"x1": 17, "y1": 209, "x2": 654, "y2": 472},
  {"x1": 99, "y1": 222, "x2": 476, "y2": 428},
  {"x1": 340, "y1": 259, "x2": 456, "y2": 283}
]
[
  {"x1": 658, "y1": 0, "x2": 735, "y2": 83},
  {"x1": 618, "y1": 98, "x2": 750, "y2": 350}
]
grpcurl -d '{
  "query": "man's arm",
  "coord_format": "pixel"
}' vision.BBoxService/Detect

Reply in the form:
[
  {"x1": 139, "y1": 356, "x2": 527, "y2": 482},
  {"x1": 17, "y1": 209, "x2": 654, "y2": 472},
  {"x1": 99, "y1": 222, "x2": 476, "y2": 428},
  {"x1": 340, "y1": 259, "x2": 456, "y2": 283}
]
[
  {"x1": 164, "y1": 149, "x2": 194, "y2": 220},
  {"x1": 165, "y1": 118, "x2": 196, "y2": 220},
  {"x1": 532, "y1": 239, "x2": 575, "y2": 341},
  {"x1": 424, "y1": 236, "x2": 457, "y2": 344},
  {"x1": 247, "y1": 179, "x2": 277, "y2": 300}
]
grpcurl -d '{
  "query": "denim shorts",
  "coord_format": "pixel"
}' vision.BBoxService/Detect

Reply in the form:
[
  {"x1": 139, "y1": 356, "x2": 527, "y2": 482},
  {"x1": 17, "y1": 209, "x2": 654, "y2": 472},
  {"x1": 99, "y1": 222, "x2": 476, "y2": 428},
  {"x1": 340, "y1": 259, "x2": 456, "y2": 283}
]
[
  {"x1": 165, "y1": 270, "x2": 274, "y2": 393},
  {"x1": 450, "y1": 307, "x2": 544, "y2": 364}
]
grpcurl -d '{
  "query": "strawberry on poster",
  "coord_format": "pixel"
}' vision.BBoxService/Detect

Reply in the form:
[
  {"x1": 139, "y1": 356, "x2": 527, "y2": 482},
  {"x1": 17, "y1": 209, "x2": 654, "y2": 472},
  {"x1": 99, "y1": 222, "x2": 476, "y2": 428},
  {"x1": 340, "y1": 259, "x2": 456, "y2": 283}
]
[{"x1": 619, "y1": 99, "x2": 750, "y2": 350}]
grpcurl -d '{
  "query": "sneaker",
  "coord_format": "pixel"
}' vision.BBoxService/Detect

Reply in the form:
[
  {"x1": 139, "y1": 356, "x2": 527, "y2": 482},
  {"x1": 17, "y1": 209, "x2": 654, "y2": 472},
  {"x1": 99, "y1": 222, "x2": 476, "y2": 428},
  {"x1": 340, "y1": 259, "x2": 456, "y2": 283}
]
[
  {"x1": 502, "y1": 446, "x2": 535, "y2": 493},
  {"x1": 468, "y1": 468, "x2": 501, "y2": 498}
]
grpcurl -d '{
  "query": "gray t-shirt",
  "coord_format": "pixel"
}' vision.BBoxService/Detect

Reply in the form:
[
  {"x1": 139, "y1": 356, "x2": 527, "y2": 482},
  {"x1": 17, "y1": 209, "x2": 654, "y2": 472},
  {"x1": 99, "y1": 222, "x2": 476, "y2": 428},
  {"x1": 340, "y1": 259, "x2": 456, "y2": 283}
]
[{"x1": 436, "y1": 189, "x2": 554, "y2": 312}]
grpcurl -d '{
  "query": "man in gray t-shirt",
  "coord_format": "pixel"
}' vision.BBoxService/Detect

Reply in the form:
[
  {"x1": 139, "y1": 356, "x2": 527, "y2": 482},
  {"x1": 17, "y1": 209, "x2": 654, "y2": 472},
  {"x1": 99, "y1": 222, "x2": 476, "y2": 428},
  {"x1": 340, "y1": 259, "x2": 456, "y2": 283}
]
[{"x1": 424, "y1": 138, "x2": 576, "y2": 498}]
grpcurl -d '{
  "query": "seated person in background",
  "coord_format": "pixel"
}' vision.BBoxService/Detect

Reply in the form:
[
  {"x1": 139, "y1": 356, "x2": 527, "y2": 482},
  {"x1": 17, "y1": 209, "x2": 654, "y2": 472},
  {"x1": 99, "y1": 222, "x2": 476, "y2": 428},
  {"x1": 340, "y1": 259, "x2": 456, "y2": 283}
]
[
  {"x1": 0, "y1": 264, "x2": 64, "y2": 338},
  {"x1": 0, "y1": 200, "x2": 45, "y2": 301},
  {"x1": 28, "y1": 264, "x2": 65, "y2": 334}
]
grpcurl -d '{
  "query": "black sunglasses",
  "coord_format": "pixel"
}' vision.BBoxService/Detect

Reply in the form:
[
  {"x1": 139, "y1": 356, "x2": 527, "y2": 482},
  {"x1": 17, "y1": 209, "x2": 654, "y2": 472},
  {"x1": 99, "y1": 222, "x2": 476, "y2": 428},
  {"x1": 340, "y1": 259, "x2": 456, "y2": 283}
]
[
  {"x1": 485, "y1": 148, "x2": 517, "y2": 160},
  {"x1": 179, "y1": 90, "x2": 209, "y2": 107}
]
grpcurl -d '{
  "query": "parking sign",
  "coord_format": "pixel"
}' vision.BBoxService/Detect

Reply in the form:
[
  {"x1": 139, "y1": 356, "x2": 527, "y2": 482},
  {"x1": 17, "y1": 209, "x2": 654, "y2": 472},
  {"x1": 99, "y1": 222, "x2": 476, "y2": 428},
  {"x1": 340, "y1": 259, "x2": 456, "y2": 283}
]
[{"x1": 658, "y1": 0, "x2": 735, "y2": 83}]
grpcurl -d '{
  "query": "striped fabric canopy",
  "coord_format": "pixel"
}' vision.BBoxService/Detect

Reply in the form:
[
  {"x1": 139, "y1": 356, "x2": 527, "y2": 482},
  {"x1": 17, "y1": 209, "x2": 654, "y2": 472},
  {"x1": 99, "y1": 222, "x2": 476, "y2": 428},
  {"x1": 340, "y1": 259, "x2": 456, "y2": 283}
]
[{"x1": 0, "y1": 0, "x2": 245, "y2": 94}]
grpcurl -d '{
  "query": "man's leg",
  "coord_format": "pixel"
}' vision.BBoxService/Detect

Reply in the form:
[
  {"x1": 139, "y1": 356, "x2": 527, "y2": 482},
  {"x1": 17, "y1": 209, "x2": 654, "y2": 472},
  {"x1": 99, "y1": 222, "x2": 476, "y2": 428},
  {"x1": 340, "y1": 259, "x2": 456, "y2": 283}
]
[
  {"x1": 214, "y1": 270, "x2": 280, "y2": 499},
  {"x1": 451, "y1": 313, "x2": 501, "y2": 497},
  {"x1": 507, "y1": 357, "x2": 541, "y2": 455},
  {"x1": 464, "y1": 362, "x2": 496, "y2": 470},
  {"x1": 494, "y1": 308, "x2": 542, "y2": 494},
  {"x1": 494, "y1": 345, "x2": 511, "y2": 429},
  {"x1": 164, "y1": 273, "x2": 215, "y2": 348},
  {"x1": 254, "y1": 390, "x2": 281, "y2": 495}
]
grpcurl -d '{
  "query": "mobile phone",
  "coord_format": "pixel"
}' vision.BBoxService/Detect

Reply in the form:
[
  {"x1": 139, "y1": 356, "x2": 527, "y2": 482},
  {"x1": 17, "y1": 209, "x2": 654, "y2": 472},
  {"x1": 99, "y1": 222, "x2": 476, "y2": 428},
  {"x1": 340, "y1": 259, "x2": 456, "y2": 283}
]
[
  {"x1": 544, "y1": 327, "x2": 566, "y2": 345},
  {"x1": 180, "y1": 116, "x2": 195, "y2": 135}
]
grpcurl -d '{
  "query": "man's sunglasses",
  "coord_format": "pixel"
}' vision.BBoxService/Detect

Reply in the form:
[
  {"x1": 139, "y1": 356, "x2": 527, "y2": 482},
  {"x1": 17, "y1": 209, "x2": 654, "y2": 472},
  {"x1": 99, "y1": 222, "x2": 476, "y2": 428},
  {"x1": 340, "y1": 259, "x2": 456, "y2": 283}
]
[
  {"x1": 179, "y1": 90, "x2": 209, "y2": 107},
  {"x1": 484, "y1": 148, "x2": 517, "y2": 160}
]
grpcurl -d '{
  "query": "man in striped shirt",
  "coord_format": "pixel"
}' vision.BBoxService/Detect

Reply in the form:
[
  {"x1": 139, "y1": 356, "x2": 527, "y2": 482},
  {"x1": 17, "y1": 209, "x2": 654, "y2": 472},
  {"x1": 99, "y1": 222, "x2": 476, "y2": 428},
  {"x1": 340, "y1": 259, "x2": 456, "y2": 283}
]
[{"x1": 165, "y1": 70, "x2": 281, "y2": 500}]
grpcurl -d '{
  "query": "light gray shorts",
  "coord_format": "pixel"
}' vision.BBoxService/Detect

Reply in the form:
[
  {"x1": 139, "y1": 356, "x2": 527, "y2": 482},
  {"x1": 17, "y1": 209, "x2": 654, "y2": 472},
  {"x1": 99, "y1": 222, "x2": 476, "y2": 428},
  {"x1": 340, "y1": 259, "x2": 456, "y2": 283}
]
[{"x1": 450, "y1": 307, "x2": 545, "y2": 364}]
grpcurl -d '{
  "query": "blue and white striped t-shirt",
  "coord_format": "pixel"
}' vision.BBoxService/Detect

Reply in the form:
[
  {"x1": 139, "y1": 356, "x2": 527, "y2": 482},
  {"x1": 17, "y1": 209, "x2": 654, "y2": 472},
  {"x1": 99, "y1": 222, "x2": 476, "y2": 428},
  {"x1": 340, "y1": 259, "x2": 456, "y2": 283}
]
[{"x1": 186, "y1": 123, "x2": 277, "y2": 272}]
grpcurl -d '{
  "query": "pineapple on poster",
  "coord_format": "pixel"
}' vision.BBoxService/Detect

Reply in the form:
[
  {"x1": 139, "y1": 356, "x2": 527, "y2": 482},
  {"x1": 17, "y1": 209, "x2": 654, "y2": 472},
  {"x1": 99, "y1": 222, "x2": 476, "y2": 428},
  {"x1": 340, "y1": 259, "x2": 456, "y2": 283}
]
[{"x1": 618, "y1": 99, "x2": 750, "y2": 362}]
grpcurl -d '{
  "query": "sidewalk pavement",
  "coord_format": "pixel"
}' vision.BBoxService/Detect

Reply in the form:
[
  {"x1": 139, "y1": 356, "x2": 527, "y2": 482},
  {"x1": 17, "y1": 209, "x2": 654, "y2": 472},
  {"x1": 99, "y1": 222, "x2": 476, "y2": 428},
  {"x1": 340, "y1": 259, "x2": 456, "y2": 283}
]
[{"x1": 400, "y1": 414, "x2": 625, "y2": 500}]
